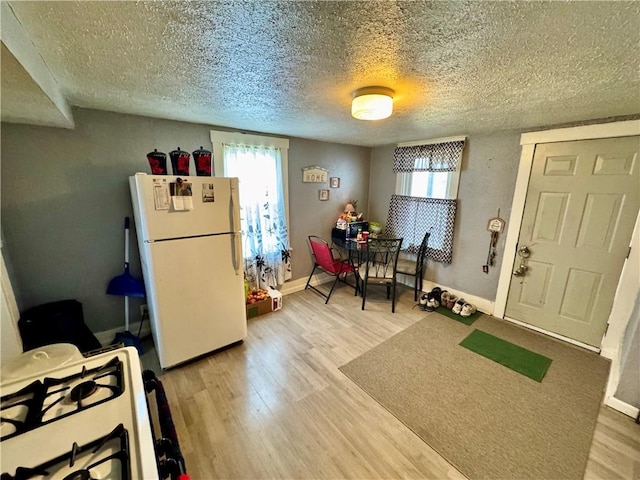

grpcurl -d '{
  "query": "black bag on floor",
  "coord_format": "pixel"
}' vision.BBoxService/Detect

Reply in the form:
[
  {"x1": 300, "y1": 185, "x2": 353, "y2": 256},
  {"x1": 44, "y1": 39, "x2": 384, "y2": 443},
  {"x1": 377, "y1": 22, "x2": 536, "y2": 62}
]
[{"x1": 18, "y1": 299, "x2": 102, "y2": 353}]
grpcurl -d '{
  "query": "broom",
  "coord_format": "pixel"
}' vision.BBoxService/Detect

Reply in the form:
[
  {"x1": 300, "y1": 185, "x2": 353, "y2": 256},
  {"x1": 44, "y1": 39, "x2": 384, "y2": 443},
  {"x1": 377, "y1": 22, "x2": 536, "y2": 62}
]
[{"x1": 107, "y1": 217, "x2": 145, "y2": 353}]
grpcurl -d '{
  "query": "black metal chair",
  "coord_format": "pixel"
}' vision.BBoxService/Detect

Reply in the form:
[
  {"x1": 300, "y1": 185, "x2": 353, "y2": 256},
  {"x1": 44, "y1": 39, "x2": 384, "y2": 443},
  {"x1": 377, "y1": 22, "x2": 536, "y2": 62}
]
[
  {"x1": 358, "y1": 237, "x2": 403, "y2": 313},
  {"x1": 396, "y1": 231, "x2": 431, "y2": 301}
]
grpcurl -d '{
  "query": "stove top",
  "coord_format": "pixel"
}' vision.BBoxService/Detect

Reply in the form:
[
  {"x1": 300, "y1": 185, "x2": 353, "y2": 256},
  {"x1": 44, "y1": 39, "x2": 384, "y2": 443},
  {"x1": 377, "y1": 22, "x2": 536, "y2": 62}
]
[
  {"x1": 0, "y1": 348, "x2": 157, "y2": 479},
  {"x1": 1, "y1": 357, "x2": 124, "y2": 442},
  {"x1": 1, "y1": 423, "x2": 130, "y2": 480}
]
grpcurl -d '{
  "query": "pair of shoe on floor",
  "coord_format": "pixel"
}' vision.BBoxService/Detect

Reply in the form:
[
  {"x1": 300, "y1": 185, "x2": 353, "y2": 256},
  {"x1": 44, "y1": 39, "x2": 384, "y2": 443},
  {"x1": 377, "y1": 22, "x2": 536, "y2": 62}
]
[
  {"x1": 419, "y1": 286, "x2": 442, "y2": 312},
  {"x1": 442, "y1": 292, "x2": 477, "y2": 318}
]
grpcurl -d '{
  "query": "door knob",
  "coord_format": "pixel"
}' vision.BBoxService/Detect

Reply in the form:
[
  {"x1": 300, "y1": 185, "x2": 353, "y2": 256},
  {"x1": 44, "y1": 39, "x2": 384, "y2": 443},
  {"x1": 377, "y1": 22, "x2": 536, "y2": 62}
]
[
  {"x1": 518, "y1": 246, "x2": 531, "y2": 258},
  {"x1": 512, "y1": 264, "x2": 528, "y2": 276}
]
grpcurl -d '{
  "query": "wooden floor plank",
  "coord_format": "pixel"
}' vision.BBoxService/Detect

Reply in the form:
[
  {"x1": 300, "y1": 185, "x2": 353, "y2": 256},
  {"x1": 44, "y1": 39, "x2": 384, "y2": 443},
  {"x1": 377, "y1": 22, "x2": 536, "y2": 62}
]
[{"x1": 154, "y1": 286, "x2": 640, "y2": 479}]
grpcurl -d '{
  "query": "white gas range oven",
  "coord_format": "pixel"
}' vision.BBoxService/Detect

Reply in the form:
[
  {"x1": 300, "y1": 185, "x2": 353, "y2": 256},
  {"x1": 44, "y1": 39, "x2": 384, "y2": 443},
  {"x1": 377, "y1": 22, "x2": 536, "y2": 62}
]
[{"x1": 0, "y1": 346, "x2": 188, "y2": 480}]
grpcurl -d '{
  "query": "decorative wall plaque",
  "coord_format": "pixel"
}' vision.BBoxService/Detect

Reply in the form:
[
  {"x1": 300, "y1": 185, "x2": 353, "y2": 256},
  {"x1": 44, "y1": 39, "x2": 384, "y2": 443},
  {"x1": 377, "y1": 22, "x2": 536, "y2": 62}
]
[{"x1": 302, "y1": 166, "x2": 328, "y2": 183}]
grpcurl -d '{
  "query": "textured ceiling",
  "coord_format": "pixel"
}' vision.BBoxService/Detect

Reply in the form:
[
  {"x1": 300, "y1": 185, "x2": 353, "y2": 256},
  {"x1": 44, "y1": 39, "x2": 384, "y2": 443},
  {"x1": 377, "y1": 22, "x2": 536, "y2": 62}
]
[
  {"x1": 2, "y1": 1, "x2": 639, "y2": 146},
  {"x1": 0, "y1": 43, "x2": 69, "y2": 127}
]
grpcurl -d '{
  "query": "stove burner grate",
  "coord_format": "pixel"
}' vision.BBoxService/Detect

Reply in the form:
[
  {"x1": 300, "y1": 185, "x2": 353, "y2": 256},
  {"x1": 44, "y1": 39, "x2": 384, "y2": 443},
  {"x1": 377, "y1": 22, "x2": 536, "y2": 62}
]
[
  {"x1": 69, "y1": 381, "x2": 98, "y2": 403},
  {"x1": 62, "y1": 471, "x2": 91, "y2": 480},
  {"x1": 0, "y1": 356, "x2": 124, "y2": 442},
  {"x1": 0, "y1": 423, "x2": 130, "y2": 480}
]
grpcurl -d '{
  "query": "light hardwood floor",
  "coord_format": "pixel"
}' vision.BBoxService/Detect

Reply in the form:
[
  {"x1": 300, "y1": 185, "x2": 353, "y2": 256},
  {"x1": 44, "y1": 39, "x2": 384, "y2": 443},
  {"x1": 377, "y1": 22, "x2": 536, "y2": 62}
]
[{"x1": 155, "y1": 285, "x2": 640, "y2": 479}]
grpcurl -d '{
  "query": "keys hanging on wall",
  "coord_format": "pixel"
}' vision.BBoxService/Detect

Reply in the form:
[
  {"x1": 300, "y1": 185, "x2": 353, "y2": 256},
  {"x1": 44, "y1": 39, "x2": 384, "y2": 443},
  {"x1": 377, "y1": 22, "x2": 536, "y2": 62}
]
[{"x1": 483, "y1": 210, "x2": 505, "y2": 274}]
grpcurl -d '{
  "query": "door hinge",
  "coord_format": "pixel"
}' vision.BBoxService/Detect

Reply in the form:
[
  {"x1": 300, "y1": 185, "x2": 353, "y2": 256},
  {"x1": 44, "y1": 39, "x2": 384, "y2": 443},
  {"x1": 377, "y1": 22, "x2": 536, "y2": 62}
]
[{"x1": 627, "y1": 246, "x2": 632, "y2": 259}]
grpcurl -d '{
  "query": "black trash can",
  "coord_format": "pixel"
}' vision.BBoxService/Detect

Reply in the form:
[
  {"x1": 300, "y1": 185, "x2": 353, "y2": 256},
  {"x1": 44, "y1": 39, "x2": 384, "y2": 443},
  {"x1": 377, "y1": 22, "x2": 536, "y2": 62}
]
[{"x1": 18, "y1": 299, "x2": 102, "y2": 353}]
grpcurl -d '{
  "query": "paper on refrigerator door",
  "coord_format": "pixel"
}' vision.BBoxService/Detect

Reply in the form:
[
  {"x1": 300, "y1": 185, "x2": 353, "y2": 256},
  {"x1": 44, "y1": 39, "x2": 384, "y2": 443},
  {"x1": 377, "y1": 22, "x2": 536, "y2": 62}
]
[
  {"x1": 171, "y1": 196, "x2": 193, "y2": 211},
  {"x1": 153, "y1": 179, "x2": 170, "y2": 210},
  {"x1": 202, "y1": 183, "x2": 215, "y2": 203},
  {"x1": 169, "y1": 181, "x2": 194, "y2": 211}
]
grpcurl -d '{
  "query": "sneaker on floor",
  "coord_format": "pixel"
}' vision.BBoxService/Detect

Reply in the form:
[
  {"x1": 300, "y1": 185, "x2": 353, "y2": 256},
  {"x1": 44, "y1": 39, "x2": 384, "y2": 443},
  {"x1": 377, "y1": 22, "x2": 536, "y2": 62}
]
[
  {"x1": 460, "y1": 303, "x2": 477, "y2": 317},
  {"x1": 427, "y1": 292, "x2": 440, "y2": 309},
  {"x1": 448, "y1": 295, "x2": 459, "y2": 310},
  {"x1": 452, "y1": 298, "x2": 465, "y2": 315},
  {"x1": 442, "y1": 292, "x2": 457, "y2": 310},
  {"x1": 419, "y1": 293, "x2": 429, "y2": 311}
]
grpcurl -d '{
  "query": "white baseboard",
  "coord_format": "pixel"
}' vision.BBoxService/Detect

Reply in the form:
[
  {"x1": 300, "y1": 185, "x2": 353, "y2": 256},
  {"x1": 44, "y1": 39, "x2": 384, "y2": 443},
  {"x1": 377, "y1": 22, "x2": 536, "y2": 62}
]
[
  {"x1": 281, "y1": 274, "x2": 495, "y2": 314},
  {"x1": 407, "y1": 277, "x2": 495, "y2": 314},
  {"x1": 604, "y1": 395, "x2": 640, "y2": 419},
  {"x1": 279, "y1": 273, "x2": 334, "y2": 295},
  {"x1": 94, "y1": 320, "x2": 152, "y2": 347}
]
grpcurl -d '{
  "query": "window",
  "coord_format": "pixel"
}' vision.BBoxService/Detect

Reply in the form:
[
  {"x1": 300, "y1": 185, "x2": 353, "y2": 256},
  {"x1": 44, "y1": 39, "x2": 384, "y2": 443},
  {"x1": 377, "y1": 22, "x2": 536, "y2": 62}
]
[
  {"x1": 394, "y1": 136, "x2": 464, "y2": 200},
  {"x1": 210, "y1": 131, "x2": 291, "y2": 289},
  {"x1": 386, "y1": 137, "x2": 465, "y2": 263}
]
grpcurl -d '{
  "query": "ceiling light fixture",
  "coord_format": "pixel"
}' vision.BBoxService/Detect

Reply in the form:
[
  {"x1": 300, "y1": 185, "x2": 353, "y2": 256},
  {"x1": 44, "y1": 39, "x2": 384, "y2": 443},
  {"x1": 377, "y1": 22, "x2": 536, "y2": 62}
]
[{"x1": 351, "y1": 86, "x2": 395, "y2": 121}]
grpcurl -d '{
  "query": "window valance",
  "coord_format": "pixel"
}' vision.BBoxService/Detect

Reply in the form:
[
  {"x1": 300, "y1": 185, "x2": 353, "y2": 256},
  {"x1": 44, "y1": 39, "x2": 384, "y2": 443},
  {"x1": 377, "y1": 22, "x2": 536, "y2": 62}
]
[{"x1": 393, "y1": 140, "x2": 465, "y2": 173}]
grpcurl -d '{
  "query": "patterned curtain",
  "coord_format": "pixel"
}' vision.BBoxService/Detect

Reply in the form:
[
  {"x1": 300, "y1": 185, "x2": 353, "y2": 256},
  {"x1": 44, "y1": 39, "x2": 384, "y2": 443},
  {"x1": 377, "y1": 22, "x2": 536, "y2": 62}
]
[
  {"x1": 224, "y1": 144, "x2": 292, "y2": 289},
  {"x1": 385, "y1": 195, "x2": 457, "y2": 264},
  {"x1": 393, "y1": 140, "x2": 464, "y2": 173}
]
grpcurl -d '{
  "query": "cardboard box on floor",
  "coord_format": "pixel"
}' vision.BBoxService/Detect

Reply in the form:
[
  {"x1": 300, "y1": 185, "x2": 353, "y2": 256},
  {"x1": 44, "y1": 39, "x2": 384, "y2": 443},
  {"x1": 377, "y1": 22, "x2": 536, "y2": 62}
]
[
  {"x1": 246, "y1": 288, "x2": 282, "y2": 319},
  {"x1": 246, "y1": 298, "x2": 271, "y2": 319}
]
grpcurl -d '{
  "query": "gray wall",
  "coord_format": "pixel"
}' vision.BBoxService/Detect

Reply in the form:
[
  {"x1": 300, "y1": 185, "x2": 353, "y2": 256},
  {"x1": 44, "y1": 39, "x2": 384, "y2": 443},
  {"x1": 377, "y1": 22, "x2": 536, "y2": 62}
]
[
  {"x1": 615, "y1": 293, "x2": 640, "y2": 408},
  {"x1": 1, "y1": 108, "x2": 370, "y2": 334},
  {"x1": 288, "y1": 138, "x2": 370, "y2": 280},
  {"x1": 369, "y1": 132, "x2": 522, "y2": 301}
]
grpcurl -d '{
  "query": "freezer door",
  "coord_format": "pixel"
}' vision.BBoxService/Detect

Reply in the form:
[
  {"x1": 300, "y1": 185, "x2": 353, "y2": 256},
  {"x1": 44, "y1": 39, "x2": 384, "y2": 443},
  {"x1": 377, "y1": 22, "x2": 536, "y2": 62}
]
[
  {"x1": 130, "y1": 174, "x2": 241, "y2": 241},
  {"x1": 142, "y1": 235, "x2": 247, "y2": 369}
]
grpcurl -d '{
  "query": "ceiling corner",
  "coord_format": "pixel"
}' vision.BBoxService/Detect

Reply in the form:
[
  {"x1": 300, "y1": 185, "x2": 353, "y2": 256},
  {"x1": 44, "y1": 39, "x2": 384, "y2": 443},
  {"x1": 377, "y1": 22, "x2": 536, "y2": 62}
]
[{"x1": 1, "y1": 1, "x2": 74, "y2": 128}]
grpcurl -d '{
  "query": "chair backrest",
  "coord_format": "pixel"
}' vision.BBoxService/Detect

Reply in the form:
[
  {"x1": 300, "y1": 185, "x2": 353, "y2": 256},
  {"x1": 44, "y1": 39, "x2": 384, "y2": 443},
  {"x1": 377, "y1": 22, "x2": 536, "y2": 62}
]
[
  {"x1": 308, "y1": 236, "x2": 339, "y2": 274},
  {"x1": 416, "y1": 231, "x2": 431, "y2": 271},
  {"x1": 363, "y1": 238, "x2": 403, "y2": 280}
]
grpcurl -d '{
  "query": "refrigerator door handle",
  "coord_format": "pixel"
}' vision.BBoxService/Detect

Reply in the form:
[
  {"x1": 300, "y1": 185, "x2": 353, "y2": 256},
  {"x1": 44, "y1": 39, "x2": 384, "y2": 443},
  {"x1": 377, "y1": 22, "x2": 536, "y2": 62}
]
[
  {"x1": 230, "y1": 178, "x2": 242, "y2": 276},
  {"x1": 233, "y1": 232, "x2": 242, "y2": 276},
  {"x1": 230, "y1": 178, "x2": 241, "y2": 234}
]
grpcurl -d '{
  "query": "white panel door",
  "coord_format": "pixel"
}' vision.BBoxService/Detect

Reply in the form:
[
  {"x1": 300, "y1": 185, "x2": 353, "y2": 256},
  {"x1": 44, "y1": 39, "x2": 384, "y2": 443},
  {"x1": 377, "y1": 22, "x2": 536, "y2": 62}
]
[
  {"x1": 506, "y1": 136, "x2": 639, "y2": 347},
  {"x1": 130, "y1": 175, "x2": 240, "y2": 240},
  {"x1": 1, "y1": 247, "x2": 22, "y2": 363},
  {"x1": 144, "y1": 234, "x2": 247, "y2": 369}
]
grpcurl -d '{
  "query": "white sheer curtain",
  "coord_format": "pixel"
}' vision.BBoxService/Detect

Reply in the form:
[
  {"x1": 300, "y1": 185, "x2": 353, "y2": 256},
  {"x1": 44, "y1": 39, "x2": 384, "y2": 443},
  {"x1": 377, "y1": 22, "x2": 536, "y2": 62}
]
[{"x1": 224, "y1": 144, "x2": 291, "y2": 289}]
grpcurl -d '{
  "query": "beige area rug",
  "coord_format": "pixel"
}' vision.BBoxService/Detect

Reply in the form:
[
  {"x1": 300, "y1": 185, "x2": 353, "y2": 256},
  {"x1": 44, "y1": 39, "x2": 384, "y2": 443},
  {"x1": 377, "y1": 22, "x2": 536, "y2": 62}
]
[{"x1": 340, "y1": 313, "x2": 610, "y2": 480}]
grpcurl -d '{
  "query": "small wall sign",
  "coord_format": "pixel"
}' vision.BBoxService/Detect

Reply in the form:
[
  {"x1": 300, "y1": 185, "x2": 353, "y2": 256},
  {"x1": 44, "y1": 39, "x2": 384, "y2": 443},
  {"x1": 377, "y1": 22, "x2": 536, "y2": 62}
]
[
  {"x1": 330, "y1": 177, "x2": 340, "y2": 188},
  {"x1": 487, "y1": 216, "x2": 505, "y2": 233},
  {"x1": 302, "y1": 166, "x2": 328, "y2": 183},
  {"x1": 319, "y1": 189, "x2": 330, "y2": 201}
]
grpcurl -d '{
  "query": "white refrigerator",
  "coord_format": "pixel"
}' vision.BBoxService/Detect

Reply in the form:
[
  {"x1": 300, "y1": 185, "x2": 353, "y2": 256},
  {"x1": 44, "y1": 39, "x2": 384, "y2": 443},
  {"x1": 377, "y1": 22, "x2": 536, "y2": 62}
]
[{"x1": 129, "y1": 173, "x2": 247, "y2": 369}]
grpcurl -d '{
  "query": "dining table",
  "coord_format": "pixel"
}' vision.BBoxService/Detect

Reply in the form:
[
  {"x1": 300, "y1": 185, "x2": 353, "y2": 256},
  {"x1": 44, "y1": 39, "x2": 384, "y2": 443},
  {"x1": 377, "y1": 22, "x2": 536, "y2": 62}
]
[{"x1": 331, "y1": 236, "x2": 369, "y2": 264}]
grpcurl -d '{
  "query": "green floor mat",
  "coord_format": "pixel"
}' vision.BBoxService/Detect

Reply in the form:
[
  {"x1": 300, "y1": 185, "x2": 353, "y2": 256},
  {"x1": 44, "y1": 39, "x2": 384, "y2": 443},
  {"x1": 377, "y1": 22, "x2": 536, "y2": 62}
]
[
  {"x1": 459, "y1": 329, "x2": 552, "y2": 382},
  {"x1": 435, "y1": 306, "x2": 482, "y2": 325}
]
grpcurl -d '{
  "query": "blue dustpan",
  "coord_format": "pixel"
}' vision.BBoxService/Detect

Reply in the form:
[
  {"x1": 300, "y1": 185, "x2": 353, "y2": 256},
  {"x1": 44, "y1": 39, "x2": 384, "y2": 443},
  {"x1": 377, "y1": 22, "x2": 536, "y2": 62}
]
[
  {"x1": 107, "y1": 217, "x2": 146, "y2": 354},
  {"x1": 107, "y1": 263, "x2": 145, "y2": 297}
]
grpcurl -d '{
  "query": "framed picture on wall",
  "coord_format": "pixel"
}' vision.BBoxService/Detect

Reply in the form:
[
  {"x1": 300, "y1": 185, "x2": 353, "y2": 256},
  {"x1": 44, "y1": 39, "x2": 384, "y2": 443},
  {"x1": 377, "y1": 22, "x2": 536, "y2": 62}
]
[
  {"x1": 330, "y1": 177, "x2": 340, "y2": 188},
  {"x1": 302, "y1": 166, "x2": 329, "y2": 183},
  {"x1": 319, "y1": 189, "x2": 330, "y2": 201}
]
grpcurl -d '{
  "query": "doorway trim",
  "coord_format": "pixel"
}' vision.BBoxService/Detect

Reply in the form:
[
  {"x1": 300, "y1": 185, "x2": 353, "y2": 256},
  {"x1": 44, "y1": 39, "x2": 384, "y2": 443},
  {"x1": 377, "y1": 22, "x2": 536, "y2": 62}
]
[{"x1": 494, "y1": 120, "x2": 640, "y2": 338}]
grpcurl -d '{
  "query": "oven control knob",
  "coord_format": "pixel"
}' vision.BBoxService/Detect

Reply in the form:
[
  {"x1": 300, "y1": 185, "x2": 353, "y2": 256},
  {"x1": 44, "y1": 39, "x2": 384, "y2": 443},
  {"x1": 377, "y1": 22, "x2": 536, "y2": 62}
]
[
  {"x1": 159, "y1": 457, "x2": 179, "y2": 479},
  {"x1": 155, "y1": 437, "x2": 174, "y2": 456}
]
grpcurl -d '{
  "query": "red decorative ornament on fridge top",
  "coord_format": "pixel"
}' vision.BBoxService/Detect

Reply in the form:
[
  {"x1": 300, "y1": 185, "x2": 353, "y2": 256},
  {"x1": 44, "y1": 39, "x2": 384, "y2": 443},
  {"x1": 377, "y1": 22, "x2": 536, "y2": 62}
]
[
  {"x1": 146, "y1": 149, "x2": 168, "y2": 175},
  {"x1": 192, "y1": 146, "x2": 212, "y2": 176},
  {"x1": 169, "y1": 147, "x2": 190, "y2": 176}
]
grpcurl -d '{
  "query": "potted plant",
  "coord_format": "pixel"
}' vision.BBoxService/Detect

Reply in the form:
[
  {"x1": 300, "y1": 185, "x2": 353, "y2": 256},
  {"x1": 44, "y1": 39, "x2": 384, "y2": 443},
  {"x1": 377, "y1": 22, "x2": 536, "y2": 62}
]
[{"x1": 369, "y1": 221, "x2": 382, "y2": 237}]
